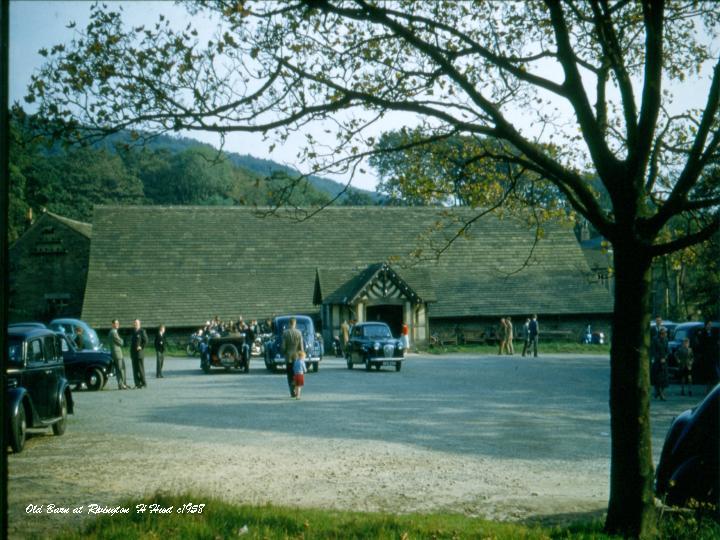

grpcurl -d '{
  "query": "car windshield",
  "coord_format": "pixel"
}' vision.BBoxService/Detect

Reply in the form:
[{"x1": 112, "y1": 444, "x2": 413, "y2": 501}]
[
  {"x1": 363, "y1": 325, "x2": 392, "y2": 339},
  {"x1": 8, "y1": 337, "x2": 23, "y2": 365},
  {"x1": 278, "y1": 319, "x2": 312, "y2": 334}
]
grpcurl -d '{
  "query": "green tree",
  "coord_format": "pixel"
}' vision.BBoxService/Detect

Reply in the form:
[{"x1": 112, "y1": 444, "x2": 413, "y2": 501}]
[
  {"x1": 23, "y1": 147, "x2": 144, "y2": 222},
  {"x1": 27, "y1": 2, "x2": 720, "y2": 536},
  {"x1": 371, "y1": 128, "x2": 566, "y2": 212}
]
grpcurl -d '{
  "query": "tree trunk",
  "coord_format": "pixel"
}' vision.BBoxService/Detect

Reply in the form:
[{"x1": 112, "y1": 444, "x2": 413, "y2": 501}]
[{"x1": 604, "y1": 243, "x2": 657, "y2": 537}]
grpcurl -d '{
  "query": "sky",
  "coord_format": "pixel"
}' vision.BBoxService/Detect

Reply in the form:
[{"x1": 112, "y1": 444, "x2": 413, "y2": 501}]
[
  {"x1": 9, "y1": 1, "x2": 719, "y2": 194},
  {"x1": 9, "y1": 0, "x2": 385, "y2": 190}
]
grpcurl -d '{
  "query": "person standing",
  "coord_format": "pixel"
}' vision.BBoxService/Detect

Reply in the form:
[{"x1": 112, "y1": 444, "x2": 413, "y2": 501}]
[
  {"x1": 695, "y1": 320, "x2": 718, "y2": 392},
  {"x1": 521, "y1": 318, "x2": 531, "y2": 356},
  {"x1": 109, "y1": 319, "x2": 129, "y2": 390},
  {"x1": 293, "y1": 350, "x2": 308, "y2": 399},
  {"x1": 130, "y1": 319, "x2": 148, "y2": 388},
  {"x1": 675, "y1": 337, "x2": 694, "y2": 396},
  {"x1": 281, "y1": 317, "x2": 304, "y2": 398},
  {"x1": 498, "y1": 318, "x2": 507, "y2": 355},
  {"x1": 154, "y1": 324, "x2": 167, "y2": 378},
  {"x1": 506, "y1": 317, "x2": 514, "y2": 355},
  {"x1": 340, "y1": 319, "x2": 350, "y2": 355},
  {"x1": 401, "y1": 322, "x2": 410, "y2": 350},
  {"x1": 528, "y1": 314, "x2": 539, "y2": 357},
  {"x1": 650, "y1": 327, "x2": 669, "y2": 400}
]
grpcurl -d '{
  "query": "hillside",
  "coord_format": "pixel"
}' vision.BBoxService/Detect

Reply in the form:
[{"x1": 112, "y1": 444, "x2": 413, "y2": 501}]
[{"x1": 100, "y1": 131, "x2": 380, "y2": 203}]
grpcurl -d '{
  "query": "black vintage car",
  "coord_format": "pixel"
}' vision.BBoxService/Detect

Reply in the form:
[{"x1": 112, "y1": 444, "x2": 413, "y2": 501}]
[
  {"x1": 264, "y1": 315, "x2": 323, "y2": 372},
  {"x1": 6, "y1": 327, "x2": 74, "y2": 453},
  {"x1": 656, "y1": 384, "x2": 719, "y2": 507},
  {"x1": 346, "y1": 322, "x2": 405, "y2": 371},
  {"x1": 56, "y1": 331, "x2": 114, "y2": 391},
  {"x1": 200, "y1": 333, "x2": 251, "y2": 373}
]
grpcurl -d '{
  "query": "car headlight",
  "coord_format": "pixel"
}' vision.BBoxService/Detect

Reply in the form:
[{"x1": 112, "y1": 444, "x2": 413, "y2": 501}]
[
  {"x1": 397, "y1": 341, "x2": 404, "y2": 349},
  {"x1": 373, "y1": 342, "x2": 380, "y2": 350}
]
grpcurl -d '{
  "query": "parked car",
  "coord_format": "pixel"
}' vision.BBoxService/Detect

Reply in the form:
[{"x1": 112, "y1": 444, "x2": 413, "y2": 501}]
[
  {"x1": 346, "y1": 322, "x2": 405, "y2": 372},
  {"x1": 264, "y1": 315, "x2": 323, "y2": 372},
  {"x1": 656, "y1": 384, "x2": 719, "y2": 507},
  {"x1": 9, "y1": 322, "x2": 47, "y2": 329},
  {"x1": 56, "y1": 331, "x2": 113, "y2": 391},
  {"x1": 667, "y1": 322, "x2": 720, "y2": 383},
  {"x1": 200, "y1": 332, "x2": 251, "y2": 373},
  {"x1": 6, "y1": 326, "x2": 74, "y2": 453},
  {"x1": 49, "y1": 318, "x2": 103, "y2": 351}
]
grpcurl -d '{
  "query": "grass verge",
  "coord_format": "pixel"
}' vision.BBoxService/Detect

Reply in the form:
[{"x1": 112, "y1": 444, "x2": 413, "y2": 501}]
[{"x1": 50, "y1": 494, "x2": 718, "y2": 540}]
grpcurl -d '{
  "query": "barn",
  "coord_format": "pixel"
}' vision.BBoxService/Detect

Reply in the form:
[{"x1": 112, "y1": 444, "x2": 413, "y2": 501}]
[{"x1": 80, "y1": 206, "x2": 613, "y2": 346}]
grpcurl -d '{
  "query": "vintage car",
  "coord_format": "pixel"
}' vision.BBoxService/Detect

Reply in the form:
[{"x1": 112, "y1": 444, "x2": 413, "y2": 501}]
[
  {"x1": 6, "y1": 327, "x2": 74, "y2": 453},
  {"x1": 656, "y1": 384, "x2": 719, "y2": 507},
  {"x1": 49, "y1": 318, "x2": 103, "y2": 351},
  {"x1": 200, "y1": 333, "x2": 251, "y2": 373},
  {"x1": 263, "y1": 315, "x2": 323, "y2": 372},
  {"x1": 346, "y1": 322, "x2": 405, "y2": 371},
  {"x1": 56, "y1": 331, "x2": 114, "y2": 391}
]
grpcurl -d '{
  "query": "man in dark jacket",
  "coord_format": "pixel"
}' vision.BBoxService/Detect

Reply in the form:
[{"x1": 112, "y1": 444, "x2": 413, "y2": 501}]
[
  {"x1": 130, "y1": 319, "x2": 148, "y2": 388},
  {"x1": 695, "y1": 321, "x2": 719, "y2": 391},
  {"x1": 154, "y1": 324, "x2": 167, "y2": 378}
]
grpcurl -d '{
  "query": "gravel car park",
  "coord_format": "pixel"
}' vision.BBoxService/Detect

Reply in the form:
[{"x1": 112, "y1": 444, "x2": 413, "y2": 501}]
[{"x1": 7, "y1": 352, "x2": 706, "y2": 538}]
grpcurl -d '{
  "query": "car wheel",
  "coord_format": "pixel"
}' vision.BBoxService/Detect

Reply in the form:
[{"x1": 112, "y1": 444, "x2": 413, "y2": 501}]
[
  {"x1": 218, "y1": 343, "x2": 239, "y2": 363},
  {"x1": 312, "y1": 362, "x2": 319, "y2": 373},
  {"x1": 375, "y1": 364, "x2": 381, "y2": 370},
  {"x1": 365, "y1": 358, "x2": 371, "y2": 371},
  {"x1": 86, "y1": 367, "x2": 105, "y2": 391},
  {"x1": 10, "y1": 405, "x2": 27, "y2": 453},
  {"x1": 52, "y1": 393, "x2": 68, "y2": 436},
  {"x1": 201, "y1": 357, "x2": 211, "y2": 373},
  {"x1": 395, "y1": 361, "x2": 402, "y2": 372}
]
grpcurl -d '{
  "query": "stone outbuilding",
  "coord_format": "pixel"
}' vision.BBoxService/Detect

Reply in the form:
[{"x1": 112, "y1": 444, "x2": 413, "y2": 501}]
[{"x1": 9, "y1": 211, "x2": 92, "y2": 322}]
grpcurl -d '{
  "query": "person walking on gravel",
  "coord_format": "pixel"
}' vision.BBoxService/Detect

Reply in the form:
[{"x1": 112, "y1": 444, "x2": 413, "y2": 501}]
[{"x1": 282, "y1": 317, "x2": 304, "y2": 398}]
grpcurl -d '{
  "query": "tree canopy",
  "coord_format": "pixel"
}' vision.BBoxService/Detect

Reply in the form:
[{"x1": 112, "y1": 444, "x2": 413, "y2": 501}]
[{"x1": 25, "y1": 1, "x2": 720, "y2": 536}]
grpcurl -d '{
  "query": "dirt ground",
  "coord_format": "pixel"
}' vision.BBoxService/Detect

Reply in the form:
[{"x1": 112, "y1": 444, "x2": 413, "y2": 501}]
[{"x1": 7, "y1": 354, "x2": 691, "y2": 538}]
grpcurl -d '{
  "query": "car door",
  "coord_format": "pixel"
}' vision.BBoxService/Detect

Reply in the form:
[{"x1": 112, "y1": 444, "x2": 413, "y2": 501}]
[
  {"x1": 349, "y1": 326, "x2": 362, "y2": 361},
  {"x1": 43, "y1": 334, "x2": 64, "y2": 416},
  {"x1": 25, "y1": 337, "x2": 52, "y2": 418},
  {"x1": 58, "y1": 334, "x2": 81, "y2": 384}
]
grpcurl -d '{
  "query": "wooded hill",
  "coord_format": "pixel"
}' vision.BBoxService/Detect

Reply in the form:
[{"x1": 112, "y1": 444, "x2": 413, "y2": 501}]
[{"x1": 8, "y1": 118, "x2": 378, "y2": 242}]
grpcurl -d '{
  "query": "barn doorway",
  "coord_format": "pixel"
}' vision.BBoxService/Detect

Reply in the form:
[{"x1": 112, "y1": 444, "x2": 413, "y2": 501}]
[{"x1": 366, "y1": 304, "x2": 403, "y2": 337}]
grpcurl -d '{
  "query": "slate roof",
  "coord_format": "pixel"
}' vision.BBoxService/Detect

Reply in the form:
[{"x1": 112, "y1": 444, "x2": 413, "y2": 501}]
[{"x1": 82, "y1": 206, "x2": 613, "y2": 328}]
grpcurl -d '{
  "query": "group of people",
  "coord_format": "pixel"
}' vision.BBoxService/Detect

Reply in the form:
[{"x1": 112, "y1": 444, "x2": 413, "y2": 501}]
[
  {"x1": 498, "y1": 315, "x2": 539, "y2": 357},
  {"x1": 108, "y1": 319, "x2": 166, "y2": 390},
  {"x1": 196, "y1": 315, "x2": 267, "y2": 340},
  {"x1": 650, "y1": 316, "x2": 718, "y2": 401}
]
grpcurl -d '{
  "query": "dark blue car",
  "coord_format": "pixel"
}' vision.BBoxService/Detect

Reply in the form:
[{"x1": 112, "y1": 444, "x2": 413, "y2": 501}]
[
  {"x1": 656, "y1": 384, "x2": 719, "y2": 507},
  {"x1": 263, "y1": 315, "x2": 323, "y2": 372},
  {"x1": 6, "y1": 327, "x2": 74, "y2": 453},
  {"x1": 56, "y1": 331, "x2": 114, "y2": 390}
]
